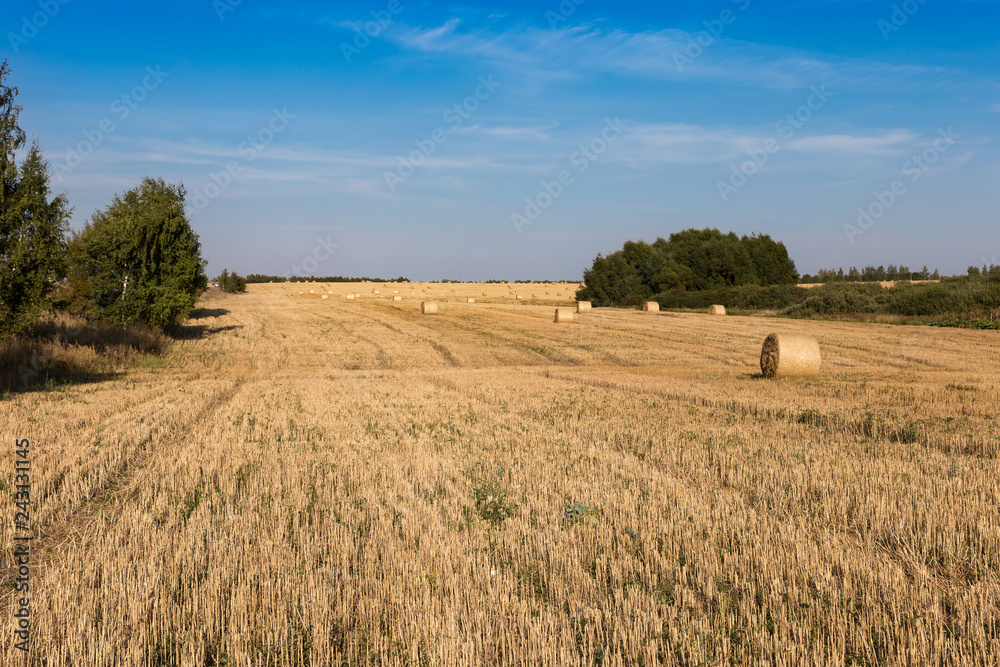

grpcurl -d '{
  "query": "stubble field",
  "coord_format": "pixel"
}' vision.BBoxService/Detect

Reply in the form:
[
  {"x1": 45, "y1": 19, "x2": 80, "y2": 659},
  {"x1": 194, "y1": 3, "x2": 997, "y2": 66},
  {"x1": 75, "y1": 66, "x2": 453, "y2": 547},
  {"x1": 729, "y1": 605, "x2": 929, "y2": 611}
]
[{"x1": 2, "y1": 281, "x2": 999, "y2": 665}]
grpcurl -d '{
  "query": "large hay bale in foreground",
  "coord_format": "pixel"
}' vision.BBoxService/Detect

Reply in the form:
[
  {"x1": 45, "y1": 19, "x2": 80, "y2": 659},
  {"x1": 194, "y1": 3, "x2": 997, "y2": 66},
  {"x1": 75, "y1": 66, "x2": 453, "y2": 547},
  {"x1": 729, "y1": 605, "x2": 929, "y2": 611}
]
[
  {"x1": 554, "y1": 308, "x2": 574, "y2": 323},
  {"x1": 577, "y1": 301, "x2": 592, "y2": 313},
  {"x1": 643, "y1": 301, "x2": 659, "y2": 313},
  {"x1": 760, "y1": 333, "x2": 821, "y2": 379},
  {"x1": 708, "y1": 304, "x2": 726, "y2": 316},
  {"x1": 421, "y1": 301, "x2": 439, "y2": 314}
]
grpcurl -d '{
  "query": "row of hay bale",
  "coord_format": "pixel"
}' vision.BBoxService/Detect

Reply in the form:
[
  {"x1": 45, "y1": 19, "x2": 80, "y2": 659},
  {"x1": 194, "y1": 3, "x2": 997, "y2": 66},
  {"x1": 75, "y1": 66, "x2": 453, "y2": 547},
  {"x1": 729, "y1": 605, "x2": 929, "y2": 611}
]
[
  {"x1": 345, "y1": 290, "x2": 815, "y2": 379},
  {"x1": 641, "y1": 301, "x2": 725, "y2": 315},
  {"x1": 566, "y1": 301, "x2": 818, "y2": 379}
]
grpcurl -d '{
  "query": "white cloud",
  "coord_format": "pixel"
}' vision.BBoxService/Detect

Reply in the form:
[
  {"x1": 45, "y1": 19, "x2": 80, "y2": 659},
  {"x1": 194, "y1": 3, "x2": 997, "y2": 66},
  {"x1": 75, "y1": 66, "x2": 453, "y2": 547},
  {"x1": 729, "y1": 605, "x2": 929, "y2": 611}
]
[
  {"x1": 387, "y1": 21, "x2": 961, "y2": 92},
  {"x1": 787, "y1": 131, "x2": 917, "y2": 156}
]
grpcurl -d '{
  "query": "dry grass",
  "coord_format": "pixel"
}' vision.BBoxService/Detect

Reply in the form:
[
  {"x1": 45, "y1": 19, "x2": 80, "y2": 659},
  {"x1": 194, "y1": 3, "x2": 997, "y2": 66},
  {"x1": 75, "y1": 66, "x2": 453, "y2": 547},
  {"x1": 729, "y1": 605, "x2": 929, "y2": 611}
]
[
  {"x1": 2, "y1": 283, "x2": 999, "y2": 665},
  {"x1": 0, "y1": 314, "x2": 165, "y2": 394}
]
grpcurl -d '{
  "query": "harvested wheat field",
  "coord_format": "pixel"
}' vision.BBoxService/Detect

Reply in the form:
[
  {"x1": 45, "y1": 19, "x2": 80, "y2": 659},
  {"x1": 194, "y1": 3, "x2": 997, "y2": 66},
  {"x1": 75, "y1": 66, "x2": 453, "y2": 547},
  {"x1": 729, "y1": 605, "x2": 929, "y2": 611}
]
[{"x1": 3, "y1": 282, "x2": 1000, "y2": 665}]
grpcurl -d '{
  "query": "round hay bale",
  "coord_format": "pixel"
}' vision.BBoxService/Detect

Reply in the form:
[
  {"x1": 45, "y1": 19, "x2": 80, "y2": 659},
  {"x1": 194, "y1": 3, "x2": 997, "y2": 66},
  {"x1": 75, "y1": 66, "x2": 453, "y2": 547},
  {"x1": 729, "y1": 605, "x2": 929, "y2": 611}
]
[
  {"x1": 421, "y1": 301, "x2": 439, "y2": 314},
  {"x1": 577, "y1": 301, "x2": 592, "y2": 313},
  {"x1": 643, "y1": 301, "x2": 659, "y2": 313},
  {"x1": 393, "y1": 290, "x2": 399, "y2": 294},
  {"x1": 760, "y1": 333, "x2": 821, "y2": 379},
  {"x1": 515, "y1": 295, "x2": 523, "y2": 300},
  {"x1": 392, "y1": 295, "x2": 402, "y2": 302},
  {"x1": 298, "y1": 291, "x2": 304, "y2": 294},
  {"x1": 346, "y1": 294, "x2": 355, "y2": 301},
  {"x1": 321, "y1": 295, "x2": 328, "y2": 300},
  {"x1": 708, "y1": 304, "x2": 726, "y2": 316},
  {"x1": 309, "y1": 290, "x2": 315, "y2": 294},
  {"x1": 373, "y1": 290, "x2": 380, "y2": 295},
  {"x1": 467, "y1": 298, "x2": 475, "y2": 303},
  {"x1": 554, "y1": 308, "x2": 574, "y2": 323}
]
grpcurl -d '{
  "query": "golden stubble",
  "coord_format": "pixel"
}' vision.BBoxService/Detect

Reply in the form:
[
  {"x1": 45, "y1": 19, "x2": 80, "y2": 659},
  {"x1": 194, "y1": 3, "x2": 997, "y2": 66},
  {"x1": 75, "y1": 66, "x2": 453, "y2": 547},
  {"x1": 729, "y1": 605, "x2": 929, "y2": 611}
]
[{"x1": 2, "y1": 282, "x2": 998, "y2": 665}]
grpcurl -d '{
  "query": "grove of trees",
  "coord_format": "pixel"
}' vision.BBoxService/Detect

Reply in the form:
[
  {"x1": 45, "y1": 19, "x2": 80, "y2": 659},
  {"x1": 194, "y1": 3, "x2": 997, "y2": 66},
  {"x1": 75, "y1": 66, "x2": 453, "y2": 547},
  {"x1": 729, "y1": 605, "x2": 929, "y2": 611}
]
[
  {"x1": 0, "y1": 61, "x2": 207, "y2": 340},
  {"x1": 577, "y1": 228, "x2": 799, "y2": 307},
  {"x1": 217, "y1": 269, "x2": 247, "y2": 293}
]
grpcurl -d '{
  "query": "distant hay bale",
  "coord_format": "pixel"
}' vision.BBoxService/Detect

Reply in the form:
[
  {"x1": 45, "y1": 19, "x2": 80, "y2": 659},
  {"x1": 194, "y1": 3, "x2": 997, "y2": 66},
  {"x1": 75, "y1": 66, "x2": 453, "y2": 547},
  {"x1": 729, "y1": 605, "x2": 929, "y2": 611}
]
[
  {"x1": 298, "y1": 291, "x2": 303, "y2": 294},
  {"x1": 554, "y1": 308, "x2": 574, "y2": 323},
  {"x1": 346, "y1": 294, "x2": 355, "y2": 301},
  {"x1": 516, "y1": 295, "x2": 523, "y2": 300},
  {"x1": 643, "y1": 301, "x2": 659, "y2": 313},
  {"x1": 393, "y1": 290, "x2": 399, "y2": 294},
  {"x1": 392, "y1": 295, "x2": 402, "y2": 302},
  {"x1": 708, "y1": 304, "x2": 726, "y2": 316},
  {"x1": 760, "y1": 333, "x2": 821, "y2": 379},
  {"x1": 577, "y1": 301, "x2": 592, "y2": 313},
  {"x1": 321, "y1": 295, "x2": 328, "y2": 300},
  {"x1": 421, "y1": 301, "x2": 439, "y2": 314},
  {"x1": 467, "y1": 298, "x2": 475, "y2": 303},
  {"x1": 309, "y1": 290, "x2": 315, "y2": 294},
  {"x1": 373, "y1": 290, "x2": 380, "y2": 295}
]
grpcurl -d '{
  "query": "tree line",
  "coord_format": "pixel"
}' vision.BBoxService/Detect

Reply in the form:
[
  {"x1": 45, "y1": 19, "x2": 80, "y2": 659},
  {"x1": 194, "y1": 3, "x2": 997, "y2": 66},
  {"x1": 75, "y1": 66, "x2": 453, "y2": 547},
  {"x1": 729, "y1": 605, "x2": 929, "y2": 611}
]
[
  {"x1": 1, "y1": 62, "x2": 207, "y2": 341},
  {"x1": 801, "y1": 265, "x2": 942, "y2": 283}
]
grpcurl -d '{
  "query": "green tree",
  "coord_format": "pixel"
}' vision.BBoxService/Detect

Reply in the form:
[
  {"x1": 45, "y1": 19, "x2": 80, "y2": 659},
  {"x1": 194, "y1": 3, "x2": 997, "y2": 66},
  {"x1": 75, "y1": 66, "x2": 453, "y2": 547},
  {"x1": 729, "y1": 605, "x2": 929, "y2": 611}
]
[
  {"x1": 217, "y1": 268, "x2": 247, "y2": 294},
  {"x1": 0, "y1": 61, "x2": 71, "y2": 341},
  {"x1": 67, "y1": 178, "x2": 207, "y2": 327}
]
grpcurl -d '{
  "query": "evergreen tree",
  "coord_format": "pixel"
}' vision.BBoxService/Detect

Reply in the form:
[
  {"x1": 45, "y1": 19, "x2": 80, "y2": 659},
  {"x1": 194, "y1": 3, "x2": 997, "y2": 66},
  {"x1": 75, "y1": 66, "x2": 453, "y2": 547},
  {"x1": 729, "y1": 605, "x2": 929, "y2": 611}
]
[{"x1": 0, "y1": 61, "x2": 71, "y2": 340}]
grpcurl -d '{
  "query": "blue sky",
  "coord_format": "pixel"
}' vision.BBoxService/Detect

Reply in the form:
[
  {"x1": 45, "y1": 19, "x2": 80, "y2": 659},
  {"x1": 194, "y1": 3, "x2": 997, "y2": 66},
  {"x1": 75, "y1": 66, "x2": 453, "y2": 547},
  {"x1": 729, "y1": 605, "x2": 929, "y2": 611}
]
[{"x1": 3, "y1": 0, "x2": 998, "y2": 280}]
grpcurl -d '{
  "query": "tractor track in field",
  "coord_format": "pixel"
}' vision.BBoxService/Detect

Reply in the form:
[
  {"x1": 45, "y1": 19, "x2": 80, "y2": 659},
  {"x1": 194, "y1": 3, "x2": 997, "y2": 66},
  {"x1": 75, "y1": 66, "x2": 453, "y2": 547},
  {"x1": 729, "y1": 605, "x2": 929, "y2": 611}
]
[
  {"x1": 0, "y1": 375, "x2": 250, "y2": 614},
  {"x1": 331, "y1": 304, "x2": 463, "y2": 368}
]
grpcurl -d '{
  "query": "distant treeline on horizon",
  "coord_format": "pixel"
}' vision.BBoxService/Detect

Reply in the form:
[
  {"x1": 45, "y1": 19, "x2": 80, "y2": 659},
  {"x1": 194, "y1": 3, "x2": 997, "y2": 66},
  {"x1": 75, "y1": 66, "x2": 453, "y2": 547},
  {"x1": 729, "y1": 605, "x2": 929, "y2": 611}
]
[{"x1": 244, "y1": 275, "x2": 582, "y2": 284}]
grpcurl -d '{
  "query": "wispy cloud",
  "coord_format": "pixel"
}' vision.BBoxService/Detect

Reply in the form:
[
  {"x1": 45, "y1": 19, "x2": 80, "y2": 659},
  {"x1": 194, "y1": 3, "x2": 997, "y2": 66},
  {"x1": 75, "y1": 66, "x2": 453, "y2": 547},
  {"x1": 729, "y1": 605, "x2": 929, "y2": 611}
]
[
  {"x1": 453, "y1": 123, "x2": 558, "y2": 142},
  {"x1": 787, "y1": 131, "x2": 917, "y2": 156},
  {"x1": 387, "y1": 21, "x2": 962, "y2": 92}
]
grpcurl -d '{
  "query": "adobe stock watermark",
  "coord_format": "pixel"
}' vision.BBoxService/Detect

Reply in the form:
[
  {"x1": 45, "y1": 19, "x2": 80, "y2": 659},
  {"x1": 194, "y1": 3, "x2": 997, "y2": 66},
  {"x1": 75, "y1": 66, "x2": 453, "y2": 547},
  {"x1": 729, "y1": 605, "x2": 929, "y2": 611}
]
[
  {"x1": 383, "y1": 75, "x2": 501, "y2": 192},
  {"x1": 717, "y1": 85, "x2": 832, "y2": 202},
  {"x1": 546, "y1": 0, "x2": 585, "y2": 28},
  {"x1": 843, "y1": 127, "x2": 958, "y2": 245},
  {"x1": 284, "y1": 235, "x2": 341, "y2": 279},
  {"x1": 213, "y1": 0, "x2": 242, "y2": 21},
  {"x1": 341, "y1": 0, "x2": 405, "y2": 63},
  {"x1": 511, "y1": 117, "x2": 627, "y2": 234},
  {"x1": 50, "y1": 66, "x2": 169, "y2": 184},
  {"x1": 673, "y1": 0, "x2": 751, "y2": 73},
  {"x1": 878, "y1": 0, "x2": 928, "y2": 41},
  {"x1": 188, "y1": 107, "x2": 296, "y2": 214},
  {"x1": 7, "y1": 0, "x2": 70, "y2": 53}
]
